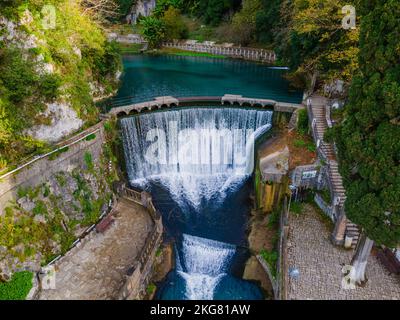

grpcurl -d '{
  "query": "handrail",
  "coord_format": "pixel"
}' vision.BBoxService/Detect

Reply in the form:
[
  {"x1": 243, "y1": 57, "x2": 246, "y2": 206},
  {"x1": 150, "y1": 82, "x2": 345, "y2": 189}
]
[
  {"x1": 0, "y1": 122, "x2": 103, "y2": 180},
  {"x1": 163, "y1": 41, "x2": 276, "y2": 63},
  {"x1": 122, "y1": 186, "x2": 161, "y2": 221},
  {"x1": 314, "y1": 193, "x2": 335, "y2": 222}
]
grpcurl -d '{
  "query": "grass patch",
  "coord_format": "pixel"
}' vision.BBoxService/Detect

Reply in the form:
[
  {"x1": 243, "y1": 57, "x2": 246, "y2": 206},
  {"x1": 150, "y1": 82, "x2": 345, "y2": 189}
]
[
  {"x1": 290, "y1": 202, "x2": 303, "y2": 216},
  {"x1": 293, "y1": 138, "x2": 316, "y2": 153},
  {"x1": 0, "y1": 271, "x2": 33, "y2": 300},
  {"x1": 260, "y1": 249, "x2": 278, "y2": 278},
  {"x1": 17, "y1": 186, "x2": 40, "y2": 200},
  {"x1": 17, "y1": 186, "x2": 29, "y2": 198},
  {"x1": 42, "y1": 184, "x2": 50, "y2": 198},
  {"x1": 293, "y1": 139, "x2": 307, "y2": 148},
  {"x1": 267, "y1": 207, "x2": 280, "y2": 229},
  {"x1": 84, "y1": 152, "x2": 94, "y2": 172},
  {"x1": 117, "y1": 43, "x2": 144, "y2": 54}
]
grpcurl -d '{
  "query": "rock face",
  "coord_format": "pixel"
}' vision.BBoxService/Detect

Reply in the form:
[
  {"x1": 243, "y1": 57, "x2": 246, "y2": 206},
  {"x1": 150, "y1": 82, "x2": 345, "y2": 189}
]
[
  {"x1": 0, "y1": 157, "x2": 116, "y2": 280},
  {"x1": 0, "y1": 6, "x2": 121, "y2": 149},
  {"x1": 26, "y1": 102, "x2": 83, "y2": 143},
  {"x1": 127, "y1": 0, "x2": 156, "y2": 24}
]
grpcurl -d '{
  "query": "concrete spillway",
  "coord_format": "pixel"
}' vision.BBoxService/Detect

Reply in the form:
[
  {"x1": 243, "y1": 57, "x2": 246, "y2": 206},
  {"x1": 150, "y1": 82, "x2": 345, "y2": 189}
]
[{"x1": 120, "y1": 107, "x2": 272, "y2": 299}]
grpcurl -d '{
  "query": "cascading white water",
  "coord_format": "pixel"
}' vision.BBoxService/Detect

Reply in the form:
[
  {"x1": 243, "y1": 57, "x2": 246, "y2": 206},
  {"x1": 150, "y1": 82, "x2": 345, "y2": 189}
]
[
  {"x1": 120, "y1": 107, "x2": 273, "y2": 299},
  {"x1": 177, "y1": 234, "x2": 235, "y2": 300},
  {"x1": 121, "y1": 108, "x2": 273, "y2": 210}
]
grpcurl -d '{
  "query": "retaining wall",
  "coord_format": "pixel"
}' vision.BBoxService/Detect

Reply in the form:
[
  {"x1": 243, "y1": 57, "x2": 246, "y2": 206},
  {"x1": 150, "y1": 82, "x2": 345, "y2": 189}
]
[{"x1": 0, "y1": 122, "x2": 105, "y2": 213}]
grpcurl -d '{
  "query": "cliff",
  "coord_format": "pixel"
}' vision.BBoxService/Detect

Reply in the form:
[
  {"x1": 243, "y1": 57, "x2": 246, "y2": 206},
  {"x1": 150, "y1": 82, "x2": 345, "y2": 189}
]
[{"x1": 0, "y1": 1, "x2": 121, "y2": 168}]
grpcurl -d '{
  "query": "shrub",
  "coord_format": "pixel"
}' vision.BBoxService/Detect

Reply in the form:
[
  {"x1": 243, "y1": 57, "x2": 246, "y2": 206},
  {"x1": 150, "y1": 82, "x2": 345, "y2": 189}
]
[
  {"x1": 260, "y1": 249, "x2": 278, "y2": 277},
  {"x1": 85, "y1": 133, "x2": 96, "y2": 141},
  {"x1": 267, "y1": 207, "x2": 280, "y2": 228},
  {"x1": 297, "y1": 109, "x2": 309, "y2": 135},
  {"x1": 290, "y1": 202, "x2": 303, "y2": 215},
  {"x1": 32, "y1": 200, "x2": 48, "y2": 216},
  {"x1": 84, "y1": 152, "x2": 94, "y2": 171},
  {"x1": 293, "y1": 139, "x2": 307, "y2": 148},
  {"x1": 140, "y1": 16, "x2": 166, "y2": 48},
  {"x1": 162, "y1": 7, "x2": 189, "y2": 41},
  {"x1": 307, "y1": 143, "x2": 316, "y2": 153},
  {"x1": 146, "y1": 283, "x2": 156, "y2": 295}
]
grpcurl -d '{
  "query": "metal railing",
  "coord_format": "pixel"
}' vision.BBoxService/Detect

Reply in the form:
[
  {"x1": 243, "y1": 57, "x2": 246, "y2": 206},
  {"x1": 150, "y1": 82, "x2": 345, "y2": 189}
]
[
  {"x1": 314, "y1": 193, "x2": 335, "y2": 222},
  {"x1": 0, "y1": 121, "x2": 104, "y2": 181},
  {"x1": 122, "y1": 186, "x2": 161, "y2": 221},
  {"x1": 163, "y1": 42, "x2": 276, "y2": 63}
]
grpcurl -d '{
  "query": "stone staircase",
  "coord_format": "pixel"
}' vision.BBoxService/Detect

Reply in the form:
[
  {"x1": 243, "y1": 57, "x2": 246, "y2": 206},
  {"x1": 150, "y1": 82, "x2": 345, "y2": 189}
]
[
  {"x1": 308, "y1": 96, "x2": 360, "y2": 248},
  {"x1": 345, "y1": 222, "x2": 361, "y2": 248},
  {"x1": 309, "y1": 99, "x2": 336, "y2": 160}
]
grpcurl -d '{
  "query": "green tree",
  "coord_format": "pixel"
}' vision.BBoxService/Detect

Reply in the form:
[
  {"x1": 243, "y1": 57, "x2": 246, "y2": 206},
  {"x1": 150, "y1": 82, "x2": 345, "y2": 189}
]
[
  {"x1": 332, "y1": 0, "x2": 400, "y2": 284},
  {"x1": 230, "y1": 0, "x2": 262, "y2": 45},
  {"x1": 0, "y1": 1, "x2": 121, "y2": 165},
  {"x1": 255, "y1": 0, "x2": 282, "y2": 44},
  {"x1": 154, "y1": 0, "x2": 184, "y2": 17},
  {"x1": 197, "y1": 0, "x2": 241, "y2": 26},
  {"x1": 140, "y1": 16, "x2": 166, "y2": 48},
  {"x1": 162, "y1": 7, "x2": 188, "y2": 40}
]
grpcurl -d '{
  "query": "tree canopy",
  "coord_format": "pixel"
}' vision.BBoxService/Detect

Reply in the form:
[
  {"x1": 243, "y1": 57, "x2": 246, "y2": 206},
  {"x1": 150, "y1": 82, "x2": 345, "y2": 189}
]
[
  {"x1": 270, "y1": 0, "x2": 359, "y2": 86},
  {"x1": 332, "y1": 0, "x2": 400, "y2": 247}
]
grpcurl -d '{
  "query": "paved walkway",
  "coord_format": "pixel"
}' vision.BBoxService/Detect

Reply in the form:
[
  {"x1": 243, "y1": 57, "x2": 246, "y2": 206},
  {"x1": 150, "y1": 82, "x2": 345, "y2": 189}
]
[
  {"x1": 38, "y1": 198, "x2": 154, "y2": 300},
  {"x1": 286, "y1": 204, "x2": 400, "y2": 300}
]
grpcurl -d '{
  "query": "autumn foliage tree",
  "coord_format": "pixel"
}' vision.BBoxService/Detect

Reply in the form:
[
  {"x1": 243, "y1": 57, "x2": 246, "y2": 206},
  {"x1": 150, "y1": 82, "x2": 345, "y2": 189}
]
[
  {"x1": 273, "y1": 0, "x2": 359, "y2": 86},
  {"x1": 162, "y1": 7, "x2": 188, "y2": 41}
]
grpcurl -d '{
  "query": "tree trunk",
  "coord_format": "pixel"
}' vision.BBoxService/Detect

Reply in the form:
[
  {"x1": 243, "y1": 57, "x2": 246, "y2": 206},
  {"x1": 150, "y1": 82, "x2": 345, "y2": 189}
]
[{"x1": 349, "y1": 233, "x2": 374, "y2": 285}]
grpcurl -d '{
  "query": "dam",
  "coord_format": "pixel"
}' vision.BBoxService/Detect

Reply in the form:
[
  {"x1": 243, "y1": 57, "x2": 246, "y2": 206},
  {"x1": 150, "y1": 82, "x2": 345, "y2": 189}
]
[
  {"x1": 115, "y1": 54, "x2": 302, "y2": 300},
  {"x1": 120, "y1": 107, "x2": 273, "y2": 299}
]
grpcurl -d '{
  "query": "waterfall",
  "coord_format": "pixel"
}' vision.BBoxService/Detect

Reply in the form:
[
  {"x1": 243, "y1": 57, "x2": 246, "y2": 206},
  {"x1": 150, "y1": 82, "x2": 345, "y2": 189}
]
[
  {"x1": 177, "y1": 234, "x2": 235, "y2": 300},
  {"x1": 121, "y1": 107, "x2": 273, "y2": 210},
  {"x1": 120, "y1": 107, "x2": 273, "y2": 300}
]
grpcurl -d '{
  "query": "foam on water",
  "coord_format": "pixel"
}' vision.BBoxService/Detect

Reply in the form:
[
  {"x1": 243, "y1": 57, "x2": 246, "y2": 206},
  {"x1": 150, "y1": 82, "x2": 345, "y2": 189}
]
[
  {"x1": 121, "y1": 107, "x2": 272, "y2": 210},
  {"x1": 120, "y1": 107, "x2": 272, "y2": 299},
  {"x1": 177, "y1": 234, "x2": 235, "y2": 300}
]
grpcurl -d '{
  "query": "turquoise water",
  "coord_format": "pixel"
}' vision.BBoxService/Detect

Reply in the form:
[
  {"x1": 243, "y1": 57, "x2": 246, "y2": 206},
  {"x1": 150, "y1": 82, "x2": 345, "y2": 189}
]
[{"x1": 114, "y1": 54, "x2": 303, "y2": 106}]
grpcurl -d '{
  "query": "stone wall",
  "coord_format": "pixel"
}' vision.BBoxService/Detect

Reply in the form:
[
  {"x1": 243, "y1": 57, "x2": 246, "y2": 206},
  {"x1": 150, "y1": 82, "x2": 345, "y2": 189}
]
[
  {"x1": 0, "y1": 122, "x2": 105, "y2": 214},
  {"x1": 0, "y1": 121, "x2": 120, "y2": 280},
  {"x1": 117, "y1": 188, "x2": 164, "y2": 300},
  {"x1": 118, "y1": 220, "x2": 163, "y2": 300}
]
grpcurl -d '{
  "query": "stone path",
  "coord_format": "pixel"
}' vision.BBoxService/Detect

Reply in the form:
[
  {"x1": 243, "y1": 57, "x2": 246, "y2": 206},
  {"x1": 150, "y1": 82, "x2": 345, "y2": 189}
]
[
  {"x1": 38, "y1": 198, "x2": 154, "y2": 300},
  {"x1": 286, "y1": 204, "x2": 400, "y2": 300}
]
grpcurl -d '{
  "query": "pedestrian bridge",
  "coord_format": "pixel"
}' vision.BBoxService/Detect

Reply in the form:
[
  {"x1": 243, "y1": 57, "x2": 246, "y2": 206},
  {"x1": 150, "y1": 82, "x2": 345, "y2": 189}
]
[{"x1": 108, "y1": 95, "x2": 303, "y2": 118}]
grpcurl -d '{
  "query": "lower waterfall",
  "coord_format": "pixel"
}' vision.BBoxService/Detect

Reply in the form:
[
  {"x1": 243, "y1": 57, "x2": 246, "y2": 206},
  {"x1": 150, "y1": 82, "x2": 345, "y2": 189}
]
[
  {"x1": 177, "y1": 234, "x2": 235, "y2": 300},
  {"x1": 120, "y1": 107, "x2": 272, "y2": 300}
]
